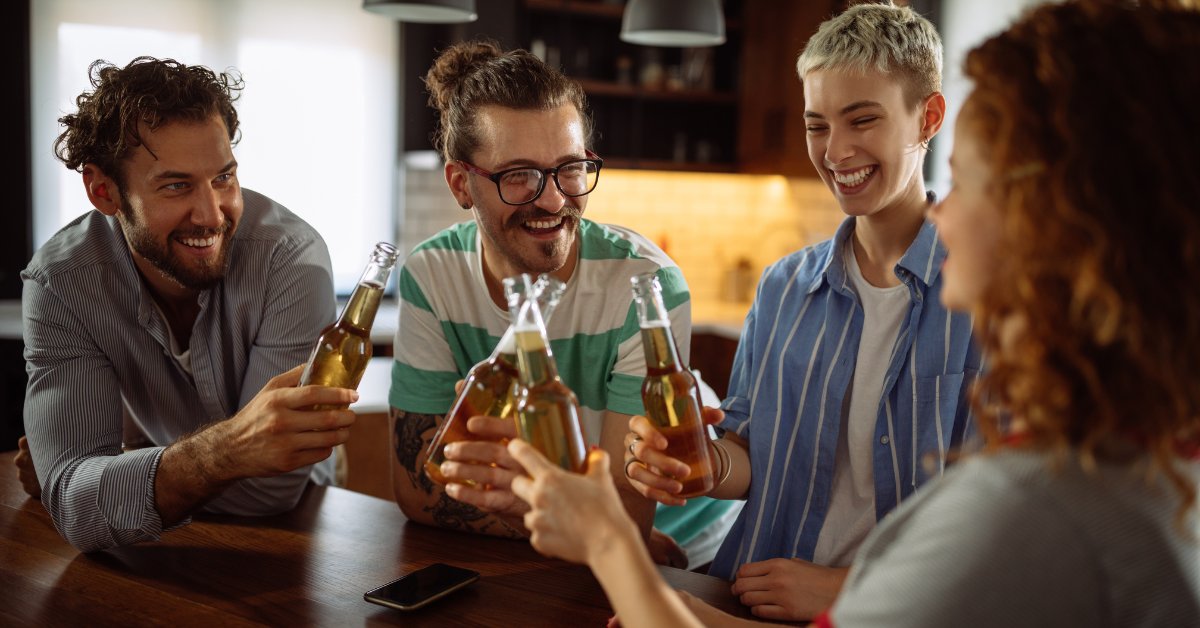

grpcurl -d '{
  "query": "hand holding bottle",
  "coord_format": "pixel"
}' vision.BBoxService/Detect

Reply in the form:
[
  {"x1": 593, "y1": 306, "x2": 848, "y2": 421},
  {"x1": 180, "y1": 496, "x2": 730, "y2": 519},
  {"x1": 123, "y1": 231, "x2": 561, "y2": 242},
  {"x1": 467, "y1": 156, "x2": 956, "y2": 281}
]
[
  {"x1": 440, "y1": 414, "x2": 531, "y2": 516},
  {"x1": 623, "y1": 405, "x2": 726, "y2": 506}
]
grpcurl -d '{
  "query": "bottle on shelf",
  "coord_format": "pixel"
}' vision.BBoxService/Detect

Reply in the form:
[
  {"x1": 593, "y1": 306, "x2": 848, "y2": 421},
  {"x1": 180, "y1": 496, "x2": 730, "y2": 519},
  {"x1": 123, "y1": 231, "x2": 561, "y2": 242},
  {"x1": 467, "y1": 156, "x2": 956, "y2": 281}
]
[
  {"x1": 512, "y1": 274, "x2": 588, "y2": 473},
  {"x1": 423, "y1": 274, "x2": 566, "y2": 484},
  {"x1": 299, "y1": 242, "x2": 400, "y2": 409},
  {"x1": 631, "y1": 272, "x2": 715, "y2": 497}
]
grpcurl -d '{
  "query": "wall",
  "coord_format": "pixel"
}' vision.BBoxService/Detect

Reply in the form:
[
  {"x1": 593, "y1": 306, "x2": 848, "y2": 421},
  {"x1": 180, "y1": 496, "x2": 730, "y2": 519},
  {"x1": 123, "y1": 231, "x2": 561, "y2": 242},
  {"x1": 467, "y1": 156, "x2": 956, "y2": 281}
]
[{"x1": 401, "y1": 163, "x2": 844, "y2": 309}]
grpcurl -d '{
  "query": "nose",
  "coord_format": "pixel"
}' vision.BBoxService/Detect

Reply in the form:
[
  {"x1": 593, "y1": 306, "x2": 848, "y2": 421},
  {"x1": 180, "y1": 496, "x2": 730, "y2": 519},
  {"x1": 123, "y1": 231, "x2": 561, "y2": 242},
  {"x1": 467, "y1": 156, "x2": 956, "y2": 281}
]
[
  {"x1": 532, "y1": 175, "x2": 567, "y2": 214},
  {"x1": 192, "y1": 185, "x2": 225, "y2": 228},
  {"x1": 825, "y1": 126, "x2": 856, "y2": 167}
]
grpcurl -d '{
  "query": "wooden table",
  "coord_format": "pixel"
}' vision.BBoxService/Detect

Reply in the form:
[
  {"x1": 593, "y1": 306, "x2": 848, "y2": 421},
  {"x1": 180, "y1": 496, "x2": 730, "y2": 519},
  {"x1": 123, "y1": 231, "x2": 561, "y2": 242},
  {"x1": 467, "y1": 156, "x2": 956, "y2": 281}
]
[{"x1": 0, "y1": 451, "x2": 749, "y2": 626}]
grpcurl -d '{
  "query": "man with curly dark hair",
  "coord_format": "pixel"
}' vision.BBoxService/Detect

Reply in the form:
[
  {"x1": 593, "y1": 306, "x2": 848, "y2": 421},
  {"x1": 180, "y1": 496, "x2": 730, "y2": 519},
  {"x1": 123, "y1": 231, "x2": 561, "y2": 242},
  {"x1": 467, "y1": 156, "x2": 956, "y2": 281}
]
[{"x1": 15, "y1": 56, "x2": 357, "y2": 552}]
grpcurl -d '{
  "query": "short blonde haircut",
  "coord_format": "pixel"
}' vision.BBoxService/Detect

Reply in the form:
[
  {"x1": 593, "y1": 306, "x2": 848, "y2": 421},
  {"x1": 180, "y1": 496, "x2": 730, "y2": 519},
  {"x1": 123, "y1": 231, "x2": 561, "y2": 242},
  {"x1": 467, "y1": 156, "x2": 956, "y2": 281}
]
[{"x1": 797, "y1": 1, "x2": 942, "y2": 108}]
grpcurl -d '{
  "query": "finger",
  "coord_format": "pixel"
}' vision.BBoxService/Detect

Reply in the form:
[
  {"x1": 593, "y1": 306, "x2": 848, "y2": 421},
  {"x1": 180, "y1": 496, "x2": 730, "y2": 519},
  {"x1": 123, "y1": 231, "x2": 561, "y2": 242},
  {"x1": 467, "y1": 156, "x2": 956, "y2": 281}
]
[
  {"x1": 444, "y1": 440, "x2": 511, "y2": 466},
  {"x1": 290, "y1": 386, "x2": 360, "y2": 411},
  {"x1": 748, "y1": 604, "x2": 792, "y2": 621},
  {"x1": 286, "y1": 407, "x2": 357, "y2": 433},
  {"x1": 510, "y1": 473, "x2": 534, "y2": 504},
  {"x1": 453, "y1": 379, "x2": 465, "y2": 395},
  {"x1": 735, "y1": 559, "x2": 778, "y2": 578},
  {"x1": 632, "y1": 445, "x2": 691, "y2": 480},
  {"x1": 18, "y1": 435, "x2": 29, "y2": 452},
  {"x1": 291, "y1": 427, "x2": 352, "y2": 449},
  {"x1": 628, "y1": 415, "x2": 669, "y2": 449},
  {"x1": 440, "y1": 460, "x2": 519, "y2": 489},
  {"x1": 584, "y1": 448, "x2": 610, "y2": 480},
  {"x1": 507, "y1": 438, "x2": 557, "y2": 478},
  {"x1": 626, "y1": 468, "x2": 686, "y2": 506},
  {"x1": 445, "y1": 482, "x2": 524, "y2": 514},
  {"x1": 701, "y1": 405, "x2": 725, "y2": 426},
  {"x1": 738, "y1": 590, "x2": 783, "y2": 608},
  {"x1": 466, "y1": 415, "x2": 518, "y2": 440}
]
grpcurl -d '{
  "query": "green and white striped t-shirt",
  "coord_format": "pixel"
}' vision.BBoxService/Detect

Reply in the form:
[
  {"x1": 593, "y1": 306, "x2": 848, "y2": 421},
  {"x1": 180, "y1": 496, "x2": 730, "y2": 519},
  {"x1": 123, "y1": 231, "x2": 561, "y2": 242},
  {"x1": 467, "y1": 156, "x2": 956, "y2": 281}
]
[{"x1": 388, "y1": 218, "x2": 690, "y2": 441}]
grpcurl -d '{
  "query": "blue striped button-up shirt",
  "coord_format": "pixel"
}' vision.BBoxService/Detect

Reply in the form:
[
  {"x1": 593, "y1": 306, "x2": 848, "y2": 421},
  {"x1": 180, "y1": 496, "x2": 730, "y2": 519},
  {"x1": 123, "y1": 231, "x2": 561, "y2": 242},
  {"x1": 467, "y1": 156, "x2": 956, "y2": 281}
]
[
  {"x1": 21, "y1": 189, "x2": 336, "y2": 552},
  {"x1": 709, "y1": 217, "x2": 981, "y2": 579}
]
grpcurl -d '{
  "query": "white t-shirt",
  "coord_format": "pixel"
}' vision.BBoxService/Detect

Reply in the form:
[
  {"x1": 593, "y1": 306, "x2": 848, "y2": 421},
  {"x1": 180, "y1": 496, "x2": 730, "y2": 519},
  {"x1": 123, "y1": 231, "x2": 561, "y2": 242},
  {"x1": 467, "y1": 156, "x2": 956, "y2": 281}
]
[{"x1": 812, "y1": 242, "x2": 911, "y2": 566}]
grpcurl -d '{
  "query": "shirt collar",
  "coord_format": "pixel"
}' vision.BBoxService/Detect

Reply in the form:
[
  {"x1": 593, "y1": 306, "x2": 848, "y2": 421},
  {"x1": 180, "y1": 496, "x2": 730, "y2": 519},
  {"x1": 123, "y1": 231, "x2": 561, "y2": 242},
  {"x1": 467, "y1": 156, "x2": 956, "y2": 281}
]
[{"x1": 810, "y1": 192, "x2": 947, "y2": 295}]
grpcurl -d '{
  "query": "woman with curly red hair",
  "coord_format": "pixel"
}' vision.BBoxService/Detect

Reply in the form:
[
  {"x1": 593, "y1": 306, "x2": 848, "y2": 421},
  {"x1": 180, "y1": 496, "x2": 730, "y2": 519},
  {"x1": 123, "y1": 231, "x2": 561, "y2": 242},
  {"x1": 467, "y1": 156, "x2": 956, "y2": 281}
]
[{"x1": 504, "y1": 1, "x2": 1200, "y2": 625}]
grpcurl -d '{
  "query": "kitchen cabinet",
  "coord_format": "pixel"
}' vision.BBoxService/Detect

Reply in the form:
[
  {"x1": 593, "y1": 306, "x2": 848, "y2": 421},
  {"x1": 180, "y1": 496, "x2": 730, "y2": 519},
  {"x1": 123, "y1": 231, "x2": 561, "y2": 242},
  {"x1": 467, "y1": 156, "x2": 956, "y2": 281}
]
[{"x1": 521, "y1": 0, "x2": 744, "y2": 172}]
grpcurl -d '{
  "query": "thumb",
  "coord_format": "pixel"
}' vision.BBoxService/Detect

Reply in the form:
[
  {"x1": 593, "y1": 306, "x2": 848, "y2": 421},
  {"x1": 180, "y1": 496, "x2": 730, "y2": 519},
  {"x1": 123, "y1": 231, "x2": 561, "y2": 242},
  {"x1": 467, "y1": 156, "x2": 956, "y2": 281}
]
[
  {"x1": 507, "y1": 438, "x2": 554, "y2": 478},
  {"x1": 701, "y1": 405, "x2": 725, "y2": 427},
  {"x1": 585, "y1": 448, "x2": 610, "y2": 480},
  {"x1": 269, "y1": 364, "x2": 307, "y2": 389}
]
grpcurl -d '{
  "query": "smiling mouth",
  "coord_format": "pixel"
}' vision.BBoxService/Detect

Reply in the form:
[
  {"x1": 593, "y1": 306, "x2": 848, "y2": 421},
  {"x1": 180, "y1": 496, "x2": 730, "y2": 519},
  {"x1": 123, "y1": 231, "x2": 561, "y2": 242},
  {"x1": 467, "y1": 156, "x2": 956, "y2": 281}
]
[
  {"x1": 831, "y1": 165, "x2": 877, "y2": 190},
  {"x1": 179, "y1": 235, "x2": 219, "y2": 248}
]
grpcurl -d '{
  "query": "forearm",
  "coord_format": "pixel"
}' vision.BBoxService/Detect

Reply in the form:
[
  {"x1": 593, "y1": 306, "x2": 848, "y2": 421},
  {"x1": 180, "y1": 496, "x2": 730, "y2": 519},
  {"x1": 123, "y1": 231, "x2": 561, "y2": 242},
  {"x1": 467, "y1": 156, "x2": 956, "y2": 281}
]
[
  {"x1": 590, "y1": 519, "x2": 704, "y2": 628},
  {"x1": 707, "y1": 434, "x2": 751, "y2": 500},
  {"x1": 390, "y1": 408, "x2": 528, "y2": 539}
]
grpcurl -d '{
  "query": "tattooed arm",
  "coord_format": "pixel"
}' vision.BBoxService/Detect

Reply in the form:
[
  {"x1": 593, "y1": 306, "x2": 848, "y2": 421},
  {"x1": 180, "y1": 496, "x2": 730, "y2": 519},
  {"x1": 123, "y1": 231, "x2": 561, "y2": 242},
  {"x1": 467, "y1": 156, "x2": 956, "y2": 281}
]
[{"x1": 389, "y1": 407, "x2": 528, "y2": 539}]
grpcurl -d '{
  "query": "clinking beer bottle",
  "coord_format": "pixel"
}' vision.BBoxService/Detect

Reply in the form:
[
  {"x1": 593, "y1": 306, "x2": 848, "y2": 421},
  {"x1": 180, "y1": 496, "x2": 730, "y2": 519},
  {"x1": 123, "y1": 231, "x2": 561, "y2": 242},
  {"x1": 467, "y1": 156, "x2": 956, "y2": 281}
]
[
  {"x1": 298, "y1": 242, "x2": 400, "y2": 409},
  {"x1": 631, "y1": 272, "x2": 715, "y2": 497},
  {"x1": 512, "y1": 274, "x2": 588, "y2": 473},
  {"x1": 423, "y1": 274, "x2": 566, "y2": 484}
]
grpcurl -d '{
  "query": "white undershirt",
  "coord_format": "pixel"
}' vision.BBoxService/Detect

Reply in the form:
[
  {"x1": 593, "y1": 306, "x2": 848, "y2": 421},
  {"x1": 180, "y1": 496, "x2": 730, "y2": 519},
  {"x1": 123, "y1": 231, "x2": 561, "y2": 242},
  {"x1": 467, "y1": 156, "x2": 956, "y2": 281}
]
[{"x1": 812, "y1": 242, "x2": 910, "y2": 567}]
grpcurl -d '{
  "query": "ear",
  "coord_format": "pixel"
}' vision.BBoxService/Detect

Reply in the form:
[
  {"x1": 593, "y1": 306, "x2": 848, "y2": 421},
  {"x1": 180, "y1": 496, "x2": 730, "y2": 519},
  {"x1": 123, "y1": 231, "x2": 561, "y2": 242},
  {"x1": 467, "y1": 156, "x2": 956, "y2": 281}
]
[
  {"x1": 82, "y1": 164, "x2": 121, "y2": 216},
  {"x1": 920, "y1": 91, "x2": 947, "y2": 142},
  {"x1": 445, "y1": 160, "x2": 473, "y2": 210}
]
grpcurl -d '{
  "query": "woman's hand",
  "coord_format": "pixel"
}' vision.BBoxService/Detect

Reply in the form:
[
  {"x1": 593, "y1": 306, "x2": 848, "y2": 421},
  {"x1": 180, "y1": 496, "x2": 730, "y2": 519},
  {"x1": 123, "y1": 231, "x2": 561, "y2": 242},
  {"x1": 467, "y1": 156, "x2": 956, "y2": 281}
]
[
  {"x1": 623, "y1": 406, "x2": 725, "y2": 506},
  {"x1": 509, "y1": 440, "x2": 638, "y2": 566}
]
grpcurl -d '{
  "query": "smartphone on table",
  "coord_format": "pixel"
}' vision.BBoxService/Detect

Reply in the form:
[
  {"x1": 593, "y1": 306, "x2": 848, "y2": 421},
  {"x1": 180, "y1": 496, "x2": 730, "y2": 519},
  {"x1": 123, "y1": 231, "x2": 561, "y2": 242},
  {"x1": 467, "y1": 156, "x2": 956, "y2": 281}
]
[{"x1": 363, "y1": 563, "x2": 481, "y2": 611}]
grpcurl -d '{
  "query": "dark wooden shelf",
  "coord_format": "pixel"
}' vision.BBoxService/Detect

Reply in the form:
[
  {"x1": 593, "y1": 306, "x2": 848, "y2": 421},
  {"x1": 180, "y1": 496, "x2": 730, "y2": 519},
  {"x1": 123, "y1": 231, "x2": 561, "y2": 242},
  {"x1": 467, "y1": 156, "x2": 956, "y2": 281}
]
[
  {"x1": 578, "y1": 78, "x2": 737, "y2": 104},
  {"x1": 602, "y1": 157, "x2": 736, "y2": 173}
]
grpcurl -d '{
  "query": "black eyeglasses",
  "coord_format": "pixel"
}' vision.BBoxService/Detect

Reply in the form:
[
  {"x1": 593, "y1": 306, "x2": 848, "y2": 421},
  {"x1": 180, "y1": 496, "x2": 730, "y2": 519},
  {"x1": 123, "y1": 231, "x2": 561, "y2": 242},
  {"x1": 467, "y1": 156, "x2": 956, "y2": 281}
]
[{"x1": 459, "y1": 150, "x2": 603, "y2": 205}]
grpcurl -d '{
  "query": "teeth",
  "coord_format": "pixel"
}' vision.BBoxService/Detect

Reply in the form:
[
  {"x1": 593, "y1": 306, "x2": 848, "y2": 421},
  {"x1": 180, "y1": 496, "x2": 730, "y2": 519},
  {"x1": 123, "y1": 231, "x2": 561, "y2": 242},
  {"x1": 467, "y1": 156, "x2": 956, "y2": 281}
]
[
  {"x1": 525, "y1": 217, "x2": 562, "y2": 230},
  {"x1": 181, "y1": 236, "x2": 218, "y2": 247},
  {"x1": 832, "y1": 166, "x2": 875, "y2": 187}
]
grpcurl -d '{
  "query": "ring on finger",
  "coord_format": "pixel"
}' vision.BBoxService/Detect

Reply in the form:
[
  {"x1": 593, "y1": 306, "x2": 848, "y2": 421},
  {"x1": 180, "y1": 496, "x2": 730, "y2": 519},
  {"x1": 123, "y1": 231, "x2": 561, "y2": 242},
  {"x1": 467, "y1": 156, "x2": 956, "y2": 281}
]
[{"x1": 624, "y1": 458, "x2": 641, "y2": 479}]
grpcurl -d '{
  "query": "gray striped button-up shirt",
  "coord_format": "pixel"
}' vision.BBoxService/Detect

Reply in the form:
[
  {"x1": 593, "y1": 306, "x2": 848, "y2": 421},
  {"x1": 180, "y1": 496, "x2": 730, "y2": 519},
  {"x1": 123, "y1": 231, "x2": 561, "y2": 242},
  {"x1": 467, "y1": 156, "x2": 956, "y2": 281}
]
[{"x1": 22, "y1": 188, "x2": 335, "y2": 552}]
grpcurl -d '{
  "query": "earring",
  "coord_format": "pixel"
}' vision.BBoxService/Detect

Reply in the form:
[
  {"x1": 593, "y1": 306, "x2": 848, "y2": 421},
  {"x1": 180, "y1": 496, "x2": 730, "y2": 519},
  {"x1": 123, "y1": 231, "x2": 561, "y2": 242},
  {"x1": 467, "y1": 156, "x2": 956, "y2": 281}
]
[
  {"x1": 461, "y1": 202, "x2": 471, "y2": 210},
  {"x1": 920, "y1": 137, "x2": 931, "y2": 151}
]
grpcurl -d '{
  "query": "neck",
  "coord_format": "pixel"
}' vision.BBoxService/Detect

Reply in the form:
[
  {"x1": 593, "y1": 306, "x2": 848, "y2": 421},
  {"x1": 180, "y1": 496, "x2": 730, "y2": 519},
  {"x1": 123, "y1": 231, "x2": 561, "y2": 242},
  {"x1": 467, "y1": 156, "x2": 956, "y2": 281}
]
[
  {"x1": 851, "y1": 184, "x2": 929, "y2": 288},
  {"x1": 481, "y1": 240, "x2": 580, "y2": 310},
  {"x1": 130, "y1": 254, "x2": 201, "y2": 346}
]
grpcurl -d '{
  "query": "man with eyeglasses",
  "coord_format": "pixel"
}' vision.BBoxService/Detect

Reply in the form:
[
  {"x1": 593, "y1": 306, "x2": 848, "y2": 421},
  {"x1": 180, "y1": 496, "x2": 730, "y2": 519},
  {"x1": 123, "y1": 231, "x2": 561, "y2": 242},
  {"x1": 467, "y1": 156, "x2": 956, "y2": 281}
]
[{"x1": 387, "y1": 40, "x2": 742, "y2": 570}]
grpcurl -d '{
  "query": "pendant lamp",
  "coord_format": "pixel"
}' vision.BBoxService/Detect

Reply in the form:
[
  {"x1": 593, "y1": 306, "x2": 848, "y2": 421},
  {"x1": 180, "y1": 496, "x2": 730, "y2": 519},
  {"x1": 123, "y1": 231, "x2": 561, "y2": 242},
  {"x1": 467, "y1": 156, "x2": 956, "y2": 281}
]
[
  {"x1": 363, "y1": 0, "x2": 477, "y2": 23},
  {"x1": 620, "y1": 0, "x2": 725, "y2": 47}
]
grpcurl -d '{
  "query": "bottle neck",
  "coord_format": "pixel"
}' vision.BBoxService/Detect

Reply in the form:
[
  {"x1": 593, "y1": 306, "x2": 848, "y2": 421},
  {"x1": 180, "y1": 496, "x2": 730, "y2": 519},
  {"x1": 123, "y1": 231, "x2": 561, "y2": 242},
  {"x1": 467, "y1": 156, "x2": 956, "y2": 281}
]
[
  {"x1": 640, "y1": 323, "x2": 683, "y2": 373},
  {"x1": 515, "y1": 328, "x2": 558, "y2": 385},
  {"x1": 339, "y1": 280, "x2": 385, "y2": 332}
]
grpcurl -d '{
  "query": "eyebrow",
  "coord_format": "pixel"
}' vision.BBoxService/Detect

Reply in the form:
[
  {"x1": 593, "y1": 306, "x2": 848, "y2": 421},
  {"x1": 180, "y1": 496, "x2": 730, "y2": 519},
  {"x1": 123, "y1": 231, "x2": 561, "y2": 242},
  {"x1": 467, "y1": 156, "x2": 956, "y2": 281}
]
[
  {"x1": 804, "y1": 100, "x2": 884, "y2": 119},
  {"x1": 152, "y1": 159, "x2": 238, "y2": 180},
  {"x1": 493, "y1": 154, "x2": 586, "y2": 170}
]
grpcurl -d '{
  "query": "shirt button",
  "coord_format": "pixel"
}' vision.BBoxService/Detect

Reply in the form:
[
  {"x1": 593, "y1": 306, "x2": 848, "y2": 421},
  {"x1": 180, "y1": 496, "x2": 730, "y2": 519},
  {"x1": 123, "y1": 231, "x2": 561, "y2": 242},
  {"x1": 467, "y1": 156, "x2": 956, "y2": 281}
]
[{"x1": 880, "y1": 435, "x2": 891, "y2": 445}]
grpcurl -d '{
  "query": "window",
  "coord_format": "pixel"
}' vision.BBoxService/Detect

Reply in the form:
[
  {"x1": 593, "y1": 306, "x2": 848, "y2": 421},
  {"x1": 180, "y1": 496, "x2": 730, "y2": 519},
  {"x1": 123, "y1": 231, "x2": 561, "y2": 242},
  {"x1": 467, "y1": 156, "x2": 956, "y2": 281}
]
[{"x1": 31, "y1": 0, "x2": 398, "y2": 294}]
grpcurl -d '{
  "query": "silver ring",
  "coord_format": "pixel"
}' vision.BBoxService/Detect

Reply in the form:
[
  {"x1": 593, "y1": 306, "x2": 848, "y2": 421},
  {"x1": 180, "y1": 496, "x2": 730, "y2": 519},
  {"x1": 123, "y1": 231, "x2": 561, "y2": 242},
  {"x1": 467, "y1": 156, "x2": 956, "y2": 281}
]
[{"x1": 624, "y1": 458, "x2": 640, "y2": 479}]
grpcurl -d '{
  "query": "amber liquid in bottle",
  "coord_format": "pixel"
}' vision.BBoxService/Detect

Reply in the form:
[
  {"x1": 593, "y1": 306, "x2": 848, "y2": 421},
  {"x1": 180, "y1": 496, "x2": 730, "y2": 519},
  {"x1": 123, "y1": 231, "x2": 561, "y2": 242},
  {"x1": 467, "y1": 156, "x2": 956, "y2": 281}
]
[
  {"x1": 423, "y1": 274, "x2": 566, "y2": 484},
  {"x1": 514, "y1": 328, "x2": 588, "y2": 473},
  {"x1": 633, "y1": 274, "x2": 715, "y2": 497},
  {"x1": 299, "y1": 242, "x2": 398, "y2": 409}
]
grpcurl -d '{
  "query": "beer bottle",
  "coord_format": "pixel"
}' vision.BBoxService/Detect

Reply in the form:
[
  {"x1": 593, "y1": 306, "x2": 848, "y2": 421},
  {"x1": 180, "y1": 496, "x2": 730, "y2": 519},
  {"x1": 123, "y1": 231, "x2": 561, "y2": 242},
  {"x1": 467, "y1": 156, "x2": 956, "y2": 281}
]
[
  {"x1": 512, "y1": 275, "x2": 588, "y2": 473},
  {"x1": 299, "y1": 242, "x2": 400, "y2": 409},
  {"x1": 631, "y1": 272, "x2": 715, "y2": 497},
  {"x1": 423, "y1": 274, "x2": 566, "y2": 484}
]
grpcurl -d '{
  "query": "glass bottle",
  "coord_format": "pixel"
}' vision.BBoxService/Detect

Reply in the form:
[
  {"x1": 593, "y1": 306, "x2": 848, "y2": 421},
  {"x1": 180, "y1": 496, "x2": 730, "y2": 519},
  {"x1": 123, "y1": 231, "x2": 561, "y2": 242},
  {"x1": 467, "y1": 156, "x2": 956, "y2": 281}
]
[
  {"x1": 298, "y1": 242, "x2": 400, "y2": 409},
  {"x1": 423, "y1": 274, "x2": 565, "y2": 484},
  {"x1": 631, "y1": 272, "x2": 715, "y2": 497},
  {"x1": 512, "y1": 275, "x2": 588, "y2": 473}
]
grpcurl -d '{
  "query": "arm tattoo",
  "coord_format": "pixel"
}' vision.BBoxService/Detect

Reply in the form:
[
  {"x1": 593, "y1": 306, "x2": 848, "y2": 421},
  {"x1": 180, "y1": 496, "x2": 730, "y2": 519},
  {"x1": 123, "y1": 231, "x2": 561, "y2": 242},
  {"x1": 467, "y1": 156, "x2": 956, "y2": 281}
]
[
  {"x1": 390, "y1": 407, "x2": 525, "y2": 539},
  {"x1": 391, "y1": 408, "x2": 438, "y2": 494}
]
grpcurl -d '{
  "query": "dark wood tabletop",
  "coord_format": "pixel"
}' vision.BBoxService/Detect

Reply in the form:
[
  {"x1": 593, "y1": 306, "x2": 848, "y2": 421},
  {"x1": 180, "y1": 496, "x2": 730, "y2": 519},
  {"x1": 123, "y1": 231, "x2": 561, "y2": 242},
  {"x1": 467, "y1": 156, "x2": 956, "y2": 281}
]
[{"x1": 0, "y1": 450, "x2": 750, "y2": 626}]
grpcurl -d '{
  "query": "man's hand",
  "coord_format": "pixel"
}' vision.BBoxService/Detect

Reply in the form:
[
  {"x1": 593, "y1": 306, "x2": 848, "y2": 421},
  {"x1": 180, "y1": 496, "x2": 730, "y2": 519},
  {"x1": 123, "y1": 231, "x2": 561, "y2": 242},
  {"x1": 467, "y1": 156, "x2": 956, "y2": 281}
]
[
  {"x1": 440, "y1": 415, "x2": 527, "y2": 517},
  {"x1": 154, "y1": 365, "x2": 358, "y2": 524},
  {"x1": 730, "y1": 557, "x2": 848, "y2": 621},
  {"x1": 624, "y1": 406, "x2": 725, "y2": 506},
  {"x1": 15, "y1": 436, "x2": 41, "y2": 499}
]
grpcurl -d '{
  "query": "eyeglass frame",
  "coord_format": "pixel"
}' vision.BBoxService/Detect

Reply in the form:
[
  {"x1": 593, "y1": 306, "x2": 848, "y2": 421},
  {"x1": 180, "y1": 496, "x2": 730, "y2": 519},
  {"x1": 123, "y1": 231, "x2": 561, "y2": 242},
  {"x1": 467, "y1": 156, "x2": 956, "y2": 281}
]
[{"x1": 457, "y1": 150, "x2": 604, "y2": 206}]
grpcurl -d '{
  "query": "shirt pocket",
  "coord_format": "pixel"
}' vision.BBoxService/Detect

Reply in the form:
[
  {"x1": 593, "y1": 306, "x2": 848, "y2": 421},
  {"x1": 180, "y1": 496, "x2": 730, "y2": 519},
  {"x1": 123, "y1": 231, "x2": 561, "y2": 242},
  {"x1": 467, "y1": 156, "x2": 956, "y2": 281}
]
[{"x1": 913, "y1": 371, "x2": 971, "y2": 476}]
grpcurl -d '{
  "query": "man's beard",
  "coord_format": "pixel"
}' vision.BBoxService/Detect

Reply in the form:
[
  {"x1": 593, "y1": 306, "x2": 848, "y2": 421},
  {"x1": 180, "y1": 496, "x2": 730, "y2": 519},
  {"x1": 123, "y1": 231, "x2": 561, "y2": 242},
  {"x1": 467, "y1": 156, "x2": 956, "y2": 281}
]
[
  {"x1": 484, "y1": 204, "x2": 583, "y2": 274},
  {"x1": 121, "y1": 209, "x2": 235, "y2": 291}
]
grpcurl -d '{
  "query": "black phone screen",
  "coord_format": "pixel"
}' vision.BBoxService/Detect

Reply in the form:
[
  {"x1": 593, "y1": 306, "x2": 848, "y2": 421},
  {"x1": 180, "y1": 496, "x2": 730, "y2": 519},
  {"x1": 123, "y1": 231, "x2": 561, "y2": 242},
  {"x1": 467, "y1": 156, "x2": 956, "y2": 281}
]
[{"x1": 364, "y1": 563, "x2": 480, "y2": 610}]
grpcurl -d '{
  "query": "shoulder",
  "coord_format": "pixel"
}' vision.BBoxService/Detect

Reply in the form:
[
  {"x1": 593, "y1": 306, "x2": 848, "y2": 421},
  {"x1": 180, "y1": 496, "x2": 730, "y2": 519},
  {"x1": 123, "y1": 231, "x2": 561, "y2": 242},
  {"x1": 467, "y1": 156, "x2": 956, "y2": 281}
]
[
  {"x1": 233, "y1": 188, "x2": 326, "y2": 252},
  {"x1": 755, "y1": 237, "x2": 837, "y2": 302},
  {"x1": 23, "y1": 211, "x2": 122, "y2": 284},
  {"x1": 401, "y1": 221, "x2": 477, "y2": 282},
  {"x1": 575, "y1": 219, "x2": 689, "y2": 299}
]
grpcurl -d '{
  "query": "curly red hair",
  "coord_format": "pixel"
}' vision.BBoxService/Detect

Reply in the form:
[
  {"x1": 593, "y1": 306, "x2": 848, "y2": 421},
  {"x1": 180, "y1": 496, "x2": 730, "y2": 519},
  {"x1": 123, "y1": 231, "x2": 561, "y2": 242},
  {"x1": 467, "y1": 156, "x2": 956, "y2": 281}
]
[{"x1": 961, "y1": 0, "x2": 1200, "y2": 515}]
